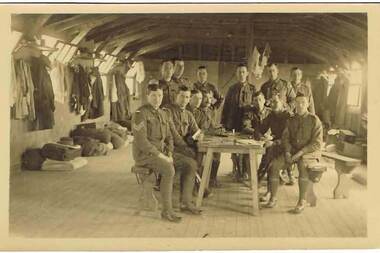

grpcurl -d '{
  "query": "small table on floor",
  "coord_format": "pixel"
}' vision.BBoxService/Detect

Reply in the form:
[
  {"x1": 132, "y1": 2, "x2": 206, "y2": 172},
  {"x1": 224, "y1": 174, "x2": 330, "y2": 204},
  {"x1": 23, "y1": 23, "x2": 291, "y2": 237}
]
[
  {"x1": 196, "y1": 135, "x2": 265, "y2": 216},
  {"x1": 322, "y1": 151, "x2": 361, "y2": 199}
]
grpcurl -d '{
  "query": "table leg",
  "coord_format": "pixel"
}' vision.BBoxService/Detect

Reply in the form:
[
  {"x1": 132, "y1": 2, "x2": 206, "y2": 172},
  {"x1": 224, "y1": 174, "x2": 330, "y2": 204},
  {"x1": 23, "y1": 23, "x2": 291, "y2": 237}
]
[
  {"x1": 196, "y1": 148, "x2": 214, "y2": 208},
  {"x1": 333, "y1": 164, "x2": 351, "y2": 199},
  {"x1": 249, "y1": 149, "x2": 260, "y2": 216}
]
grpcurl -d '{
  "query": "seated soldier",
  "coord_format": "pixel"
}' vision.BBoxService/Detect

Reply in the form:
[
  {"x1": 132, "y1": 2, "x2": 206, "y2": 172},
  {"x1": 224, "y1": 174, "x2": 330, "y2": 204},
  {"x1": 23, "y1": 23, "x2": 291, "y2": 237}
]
[
  {"x1": 132, "y1": 84, "x2": 181, "y2": 222},
  {"x1": 261, "y1": 95, "x2": 295, "y2": 186},
  {"x1": 189, "y1": 89, "x2": 224, "y2": 188},
  {"x1": 257, "y1": 95, "x2": 292, "y2": 201},
  {"x1": 164, "y1": 85, "x2": 203, "y2": 215},
  {"x1": 241, "y1": 91, "x2": 271, "y2": 181},
  {"x1": 263, "y1": 92, "x2": 323, "y2": 214}
]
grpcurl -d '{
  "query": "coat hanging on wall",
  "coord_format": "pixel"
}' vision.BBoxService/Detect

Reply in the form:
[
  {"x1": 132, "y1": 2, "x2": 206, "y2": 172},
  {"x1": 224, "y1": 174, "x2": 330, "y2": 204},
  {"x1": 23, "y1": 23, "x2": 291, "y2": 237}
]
[
  {"x1": 87, "y1": 67, "x2": 105, "y2": 119},
  {"x1": 109, "y1": 62, "x2": 131, "y2": 123},
  {"x1": 29, "y1": 55, "x2": 56, "y2": 130}
]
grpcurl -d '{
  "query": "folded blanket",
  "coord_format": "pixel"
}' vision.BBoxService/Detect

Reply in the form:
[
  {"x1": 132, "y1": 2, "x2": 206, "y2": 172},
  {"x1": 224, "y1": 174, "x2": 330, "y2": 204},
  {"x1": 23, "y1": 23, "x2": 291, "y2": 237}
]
[
  {"x1": 41, "y1": 157, "x2": 88, "y2": 171},
  {"x1": 41, "y1": 143, "x2": 82, "y2": 161}
]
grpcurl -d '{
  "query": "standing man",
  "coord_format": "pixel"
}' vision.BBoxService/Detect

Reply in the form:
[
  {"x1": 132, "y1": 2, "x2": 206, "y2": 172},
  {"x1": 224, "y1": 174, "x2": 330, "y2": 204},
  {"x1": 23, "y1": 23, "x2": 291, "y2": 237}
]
[
  {"x1": 172, "y1": 58, "x2": 192, "y2": 89},
  {"x1": 193, "y1": 65, "x2": 224, "y2": 111},
  {"x1": 159, "y1": 59, "x2": 178, "y2": 107},
  {"x1": 164, "y1": 85, "x2": 203, "y2": 215},
  {"x1": 221, "y1": 63, "x2": 257, "y2": 181},
  {"x1": 263, "y1": 92, "x2": 323, "y2": 214},
  {"x1": 132, "y1": 83, "x2": 181, "y2": 223},
  {"x1": 221, "y1": 63, "x2": 257, "y2": 132},
  {"x1": 261, "y1": 63, "x2": 296, "y2": 112},
  {"x1": 289, "y1": 67, "x2": 315, "y2": 114}
]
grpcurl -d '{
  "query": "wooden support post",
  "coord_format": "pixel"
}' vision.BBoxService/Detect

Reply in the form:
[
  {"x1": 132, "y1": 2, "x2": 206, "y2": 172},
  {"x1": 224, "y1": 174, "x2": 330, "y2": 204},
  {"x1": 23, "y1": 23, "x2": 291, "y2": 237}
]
[{"x1": 198, "y1": 43, "x2": 202, "y2": 61}]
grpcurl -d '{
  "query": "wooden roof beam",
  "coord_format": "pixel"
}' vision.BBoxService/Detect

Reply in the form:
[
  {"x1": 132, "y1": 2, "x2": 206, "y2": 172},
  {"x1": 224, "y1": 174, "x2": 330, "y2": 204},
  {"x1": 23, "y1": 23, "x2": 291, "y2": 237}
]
[
  {"x1": 134, "y1": 38, "x2": 182, "y2": 57},
  {"x1": 64, "y1": 15, "x2": 123, "y2": 35},
  {"x1": 106, "y1": 27, "x2": 168, "y2": 48},
  {"x1": 86, "y1": 17, "x2": 149, "y2": 41},
  {"x1": 44, "y1": 14, "x2": 108, "y2": 32}
]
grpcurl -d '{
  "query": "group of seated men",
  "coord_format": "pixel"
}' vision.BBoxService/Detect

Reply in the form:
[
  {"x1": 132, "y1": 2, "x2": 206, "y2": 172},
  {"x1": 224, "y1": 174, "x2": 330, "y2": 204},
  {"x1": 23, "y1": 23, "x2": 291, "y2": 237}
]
[{"x1": 132, "y1": 59, "x2": 323, "y2": 223}]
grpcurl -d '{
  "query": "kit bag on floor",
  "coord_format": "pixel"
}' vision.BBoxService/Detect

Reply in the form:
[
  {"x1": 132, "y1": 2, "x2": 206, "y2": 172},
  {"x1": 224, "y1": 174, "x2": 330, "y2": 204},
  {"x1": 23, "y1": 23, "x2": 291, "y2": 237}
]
[
  {"x1": 21, "y1": 148, "x2": 46, "y2": 170},
  {"x1": 71, "y1": 128, "x2": 111, "y2": 143},
  {"x1": 41, "y1": 143, "x2": 82, "y2": 161}
]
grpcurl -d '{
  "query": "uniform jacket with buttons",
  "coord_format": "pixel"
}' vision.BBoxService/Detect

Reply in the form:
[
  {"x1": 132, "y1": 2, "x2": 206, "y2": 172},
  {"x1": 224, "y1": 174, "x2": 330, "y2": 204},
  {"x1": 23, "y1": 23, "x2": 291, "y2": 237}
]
[
  {"x1": 282, "y1": 112, "x2": 323, "y2": 159},
  {"x1": 188, "y1": 105, "x2": 218, "y2": 132},
  {"x1": 259, "y1": 110, "x2": 291, "y2": 141},
  {"x1": 193, "y1": 81, "x2": 224, "y2": 110},
  {"x1": 132, "y1": 104, "x2": 173, "y2": 163},
  {"x1": 164, "y1": 104, "x2": 199, "y2": 138},
  {"x1": 242, "y1": 106, "x2": 271, "y2": 137},
  {"x1": 261, "y1": 78, "x2": 296, "y2": 112},
  {"x1": 221, "y1": 82, "x2": 257, "y2": 131}
]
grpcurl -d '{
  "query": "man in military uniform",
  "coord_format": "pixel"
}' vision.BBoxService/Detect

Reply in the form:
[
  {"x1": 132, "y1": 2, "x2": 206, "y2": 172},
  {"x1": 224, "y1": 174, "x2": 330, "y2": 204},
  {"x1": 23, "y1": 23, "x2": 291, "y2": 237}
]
[
  {"x1": 221, "y1": 63, "x2": 257, "y2": 132},
  {"x1": 261, "y1": 63, "x2": 296, "y2": 112},
  {"x1": 263, "y1": 92, "x2": 323, "y2": 214},
  {"x1": 255, "y1": 95, "x2": 292, "y2": 201},
  {"x1": 159, "y1": 59, "x2": 179, "y2": 107},
  {"x1": 193, "y1": 65, "x2": 224, "y2": 111},
  {"x1": 240, "y1": 91, "x2": 272, "y2": 181},
  {"x1": 242, "y1": 91, "x2": 272, "y2": 138},
  {"x1": 188, "y1": 89, "x2": 204, "y2": 114},
  {"x1": 164, "y1": 85, "x2": 202, "y2": 215},
  {"x1": 289, "y1": 67, "x2": 315, "y2": 114},
  {"x1": 172, "y1": 58, "x2": 193, "y2": 90},
  {"x1": 131, "y1": 83, "x2": 181, "y2": 223},
  {"x1": 189, "y1": 90, "x2": 224, "y2": 187},
  {"x1": 221, "y1": 63, "x2": 257, "y2": 182}
]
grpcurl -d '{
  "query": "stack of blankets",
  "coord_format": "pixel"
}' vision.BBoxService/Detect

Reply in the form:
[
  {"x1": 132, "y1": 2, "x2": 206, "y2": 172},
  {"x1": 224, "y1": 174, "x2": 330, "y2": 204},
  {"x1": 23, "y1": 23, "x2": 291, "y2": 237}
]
[
  {"x1": 21, "y1": 121, "x2": 132, "y2": 171},
  {"x1": 70, "y1": 121, "x2": 130, "y2": 156},
  {"x1": 40, "y1": 139, "x2": 88, "y2": 171}
]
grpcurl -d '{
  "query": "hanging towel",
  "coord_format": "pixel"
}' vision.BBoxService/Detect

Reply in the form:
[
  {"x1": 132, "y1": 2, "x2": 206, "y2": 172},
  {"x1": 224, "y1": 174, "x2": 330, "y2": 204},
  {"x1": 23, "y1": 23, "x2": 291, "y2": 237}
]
[
  {"x1": 135, "y1": 61, "x2": 145, "y2": 83},
  {"x1": 110, "y1": 74, "x2": 118, "y2": 102},
  {"x1": 50, "y1": 60, "x2": 66, "y2": 104}
]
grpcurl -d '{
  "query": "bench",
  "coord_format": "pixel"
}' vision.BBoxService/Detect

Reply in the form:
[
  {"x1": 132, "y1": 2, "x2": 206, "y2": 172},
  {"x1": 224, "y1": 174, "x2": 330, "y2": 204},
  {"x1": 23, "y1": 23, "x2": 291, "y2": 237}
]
[
  {"x1": 131, "y1": 166, "x2": 159, "y2": 213},
  {"x1": 306, "y1": 163, "x2": 328, "y2": 207},
  {"x1": 322, "y1": 151, "x2": 361, "y2": 199}
]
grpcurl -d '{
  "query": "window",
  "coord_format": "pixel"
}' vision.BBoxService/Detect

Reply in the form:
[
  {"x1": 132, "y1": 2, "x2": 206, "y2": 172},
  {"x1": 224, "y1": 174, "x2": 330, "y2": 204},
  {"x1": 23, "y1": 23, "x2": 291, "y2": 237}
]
[
  {"x1": 347, "y1": 85, "x2": 361, "y2": 107},
  {"x1": 347, "y1": 65, "x2": 363, "y2": 108}
]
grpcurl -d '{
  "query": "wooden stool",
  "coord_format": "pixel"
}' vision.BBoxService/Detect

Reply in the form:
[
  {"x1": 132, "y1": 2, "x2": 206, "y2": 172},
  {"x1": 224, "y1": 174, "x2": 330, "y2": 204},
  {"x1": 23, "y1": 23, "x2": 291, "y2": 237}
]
[
  {"x1": 322, "y1": 151, "x2": 361, "y2": 199},
  {"x1": 131, "y1": 166, "x2": 159, "y2": 213},
  {"x1": 306, "y1": 164, "x2": 327, "y2": 207}
]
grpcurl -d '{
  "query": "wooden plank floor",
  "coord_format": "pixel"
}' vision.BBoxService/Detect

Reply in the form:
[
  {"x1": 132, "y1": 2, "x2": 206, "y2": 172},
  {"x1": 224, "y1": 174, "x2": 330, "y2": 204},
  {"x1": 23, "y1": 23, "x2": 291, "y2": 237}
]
[{"x1": 9, "y1": 145, "x2": 367, "y2": 238}]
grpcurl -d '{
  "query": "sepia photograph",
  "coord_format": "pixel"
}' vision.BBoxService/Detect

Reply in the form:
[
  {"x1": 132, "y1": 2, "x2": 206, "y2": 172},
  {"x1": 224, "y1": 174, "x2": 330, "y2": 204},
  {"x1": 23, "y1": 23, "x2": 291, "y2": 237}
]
[{"x1": 1, "y1": 2, "x2": 379, "y2": 250}]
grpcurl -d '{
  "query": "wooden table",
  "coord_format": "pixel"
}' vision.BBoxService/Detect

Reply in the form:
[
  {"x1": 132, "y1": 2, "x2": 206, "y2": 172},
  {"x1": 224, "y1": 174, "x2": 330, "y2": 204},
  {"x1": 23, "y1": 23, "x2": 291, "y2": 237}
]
[
  {"x1": 322, "y1": 151, "x2": 361, "y2": 199},
  {"x1": 196, "y1": 135, "x2": 265, "y2": 215}
]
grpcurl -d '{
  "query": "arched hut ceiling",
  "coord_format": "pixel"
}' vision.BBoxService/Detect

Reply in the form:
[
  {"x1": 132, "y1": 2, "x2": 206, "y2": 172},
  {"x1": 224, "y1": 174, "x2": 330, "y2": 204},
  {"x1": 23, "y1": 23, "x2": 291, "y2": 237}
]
[{"x1": 11, "y1": 13, "x2": 367, "y2": 65}]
